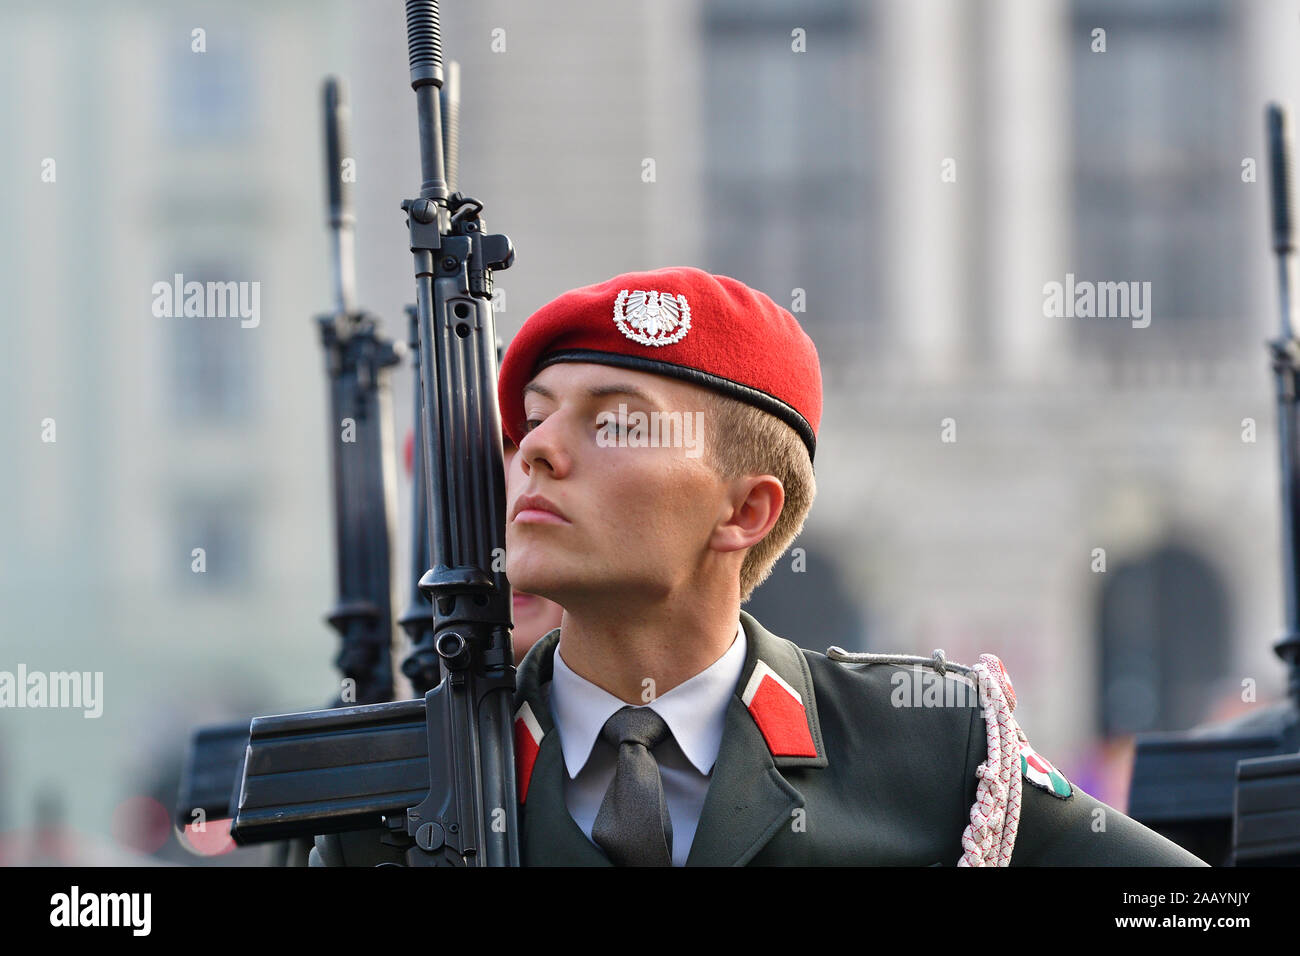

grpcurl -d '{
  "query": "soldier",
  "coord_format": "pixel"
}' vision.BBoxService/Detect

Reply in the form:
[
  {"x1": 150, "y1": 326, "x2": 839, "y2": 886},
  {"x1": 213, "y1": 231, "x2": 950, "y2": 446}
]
[{"x1": 499, "y1": 266, "x2": 1208, "y2": 866}]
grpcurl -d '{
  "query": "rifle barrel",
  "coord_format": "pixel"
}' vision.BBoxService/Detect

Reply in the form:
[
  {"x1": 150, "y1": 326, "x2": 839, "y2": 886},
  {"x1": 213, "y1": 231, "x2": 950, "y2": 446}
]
[
  {"x1": 323, "y1": 77, "x2": 357, "y2": 316},
  {"x1": 403, "y1": 0, "x2": 517, "y2": 866},
  {"x1": 1266, "y1": 102, "x2": 1300, "y2": 708}
]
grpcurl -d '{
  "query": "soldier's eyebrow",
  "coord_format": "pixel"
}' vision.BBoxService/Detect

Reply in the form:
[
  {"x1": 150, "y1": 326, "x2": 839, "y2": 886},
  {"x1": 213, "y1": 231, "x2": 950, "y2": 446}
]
[{"x1": 523, "y1": 381, "x2": 661, "y2": 408}]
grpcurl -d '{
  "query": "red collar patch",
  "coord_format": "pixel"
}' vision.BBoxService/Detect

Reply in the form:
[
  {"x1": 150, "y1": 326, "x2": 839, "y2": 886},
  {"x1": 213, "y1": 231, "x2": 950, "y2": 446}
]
[
  {"x1": 514, "y1": 702, "x2": 544, "y2": 804},
  {"x1": 741, "y1": 660, "x2": 818, "y2": 758}
]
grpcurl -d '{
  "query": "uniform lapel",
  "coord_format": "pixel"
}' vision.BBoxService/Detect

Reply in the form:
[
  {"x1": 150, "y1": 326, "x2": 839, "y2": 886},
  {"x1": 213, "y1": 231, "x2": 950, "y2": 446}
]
[
  {"x1": 685, "y1": 610, "x2": 828, "y2": 866},
  {"x1": 515, "y1": 629, "x2": 611, "y2": 866},
  {"x1": 515, "y1": 613, "x2": 828, "y2": 866},
  {"x1": 521, "y1": 728, "x2": 611, "y2": 865}
]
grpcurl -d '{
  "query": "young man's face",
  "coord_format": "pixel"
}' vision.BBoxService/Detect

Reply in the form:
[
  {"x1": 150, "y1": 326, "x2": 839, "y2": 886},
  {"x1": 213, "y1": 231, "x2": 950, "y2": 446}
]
[{"x1": 505, "y1": 361, "x2": 733, "y2": 605}]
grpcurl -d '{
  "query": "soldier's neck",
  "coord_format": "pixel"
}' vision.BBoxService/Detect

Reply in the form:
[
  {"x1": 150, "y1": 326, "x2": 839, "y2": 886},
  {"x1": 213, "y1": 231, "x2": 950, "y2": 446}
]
[{"x1": 555, "y1": 597, "x2": 741, "y2": 704}]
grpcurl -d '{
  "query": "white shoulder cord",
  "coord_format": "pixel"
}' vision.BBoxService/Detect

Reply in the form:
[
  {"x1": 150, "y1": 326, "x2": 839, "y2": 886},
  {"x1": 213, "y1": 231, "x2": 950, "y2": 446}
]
[
  {"x1": 826, "y1": 646, "x2": 1025, "y2": 867},
  {"x1": 958, "y1": 653, "x2": 1023, "y2": 867}
]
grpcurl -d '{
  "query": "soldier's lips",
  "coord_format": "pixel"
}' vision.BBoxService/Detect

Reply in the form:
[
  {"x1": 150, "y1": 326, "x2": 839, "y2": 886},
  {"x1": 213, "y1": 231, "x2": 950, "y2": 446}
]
[{"x1": 512, "y1": 509, "x2": 571, "y2": 525}]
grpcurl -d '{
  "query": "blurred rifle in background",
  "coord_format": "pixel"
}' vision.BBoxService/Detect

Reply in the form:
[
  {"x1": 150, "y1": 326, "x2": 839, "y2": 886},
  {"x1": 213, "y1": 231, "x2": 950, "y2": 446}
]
[
  {"x1": 1128, "y1": 102, "x2": 1300, "y2": 866},
  {"x1": 175, "y1": 77, "x2": 403, "y2": 858},
  {"x1": 317, "y1": 75, "x2": 402, "y2": 711}
]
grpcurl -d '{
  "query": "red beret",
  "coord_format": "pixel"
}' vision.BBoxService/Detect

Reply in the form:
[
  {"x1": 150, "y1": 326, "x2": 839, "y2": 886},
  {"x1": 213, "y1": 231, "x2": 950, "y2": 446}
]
[{"x1": 498, "y1": 267, "x2": 822, "y2": 461}]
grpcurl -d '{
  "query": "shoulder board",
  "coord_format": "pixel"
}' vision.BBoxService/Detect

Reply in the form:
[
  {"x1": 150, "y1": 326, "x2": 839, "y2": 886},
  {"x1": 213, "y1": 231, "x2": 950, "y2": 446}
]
[
  {"x1": 826, "y1": 646, "x2": 972, "y2": 676},
  {"x1": 826, "y1": 646, "x2": 980, "y2": 706}
]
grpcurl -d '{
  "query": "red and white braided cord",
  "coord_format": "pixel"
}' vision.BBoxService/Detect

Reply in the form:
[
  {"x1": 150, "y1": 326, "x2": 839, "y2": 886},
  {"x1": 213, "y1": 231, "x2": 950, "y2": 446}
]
[{"x1": 958, "y1": 653, "x2": 1023, "y2": 867}]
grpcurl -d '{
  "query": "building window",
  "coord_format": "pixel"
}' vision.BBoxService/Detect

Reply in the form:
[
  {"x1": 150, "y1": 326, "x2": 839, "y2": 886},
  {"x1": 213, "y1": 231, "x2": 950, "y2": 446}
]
[
  {"x1": 167, "y1": 262, "x2": 258, "y2": 424},
  {"x1": 163, "y1": 22, "x2": 255, "y2": 142},
  {"x1": 701, "y1": 0, "x2": 877, "y2": 341},
  {"x1": 1096, "y1": 542, "x2": 1230, "y2": 735},
  {"x1": 1069, "y1": 0, "x2": 1243, "y2": 332},
  {"x1": 174, "y1": 497, "x2": 255, "y2": 592}
]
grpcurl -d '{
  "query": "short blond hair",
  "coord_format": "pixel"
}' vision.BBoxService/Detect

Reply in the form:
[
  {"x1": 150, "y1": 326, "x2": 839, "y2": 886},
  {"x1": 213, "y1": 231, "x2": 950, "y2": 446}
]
[{"x1": 699, "y1": 392, "x2": 816, "y2": 602}]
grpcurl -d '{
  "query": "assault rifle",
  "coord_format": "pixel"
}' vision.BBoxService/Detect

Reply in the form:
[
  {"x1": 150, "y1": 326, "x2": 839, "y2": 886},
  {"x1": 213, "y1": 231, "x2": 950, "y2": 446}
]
[
  {"x1": 1128, "y1": 103, "x2": 1300, "y2": 865},
  {"x1": 175, "y1": 77, "x2": 401, "y2": 843},
  {"x1": 318, "y1": 74, "x2": 403, "y2": 710},
  {"x1": 230, "y1": 1, "x2": 519, "y2": 866}
]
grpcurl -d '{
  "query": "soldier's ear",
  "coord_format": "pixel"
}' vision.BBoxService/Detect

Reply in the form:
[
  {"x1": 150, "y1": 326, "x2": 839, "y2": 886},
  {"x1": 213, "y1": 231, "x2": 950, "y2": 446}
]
[{"x1": 710, "y1": 475, "x2": 783, "y2": 554}]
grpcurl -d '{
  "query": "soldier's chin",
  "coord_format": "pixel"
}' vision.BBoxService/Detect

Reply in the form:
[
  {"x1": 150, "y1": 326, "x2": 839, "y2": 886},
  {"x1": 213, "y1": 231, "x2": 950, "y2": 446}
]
[{"x1": 505, "y1": 561, "x2": 568, "y2": 603}]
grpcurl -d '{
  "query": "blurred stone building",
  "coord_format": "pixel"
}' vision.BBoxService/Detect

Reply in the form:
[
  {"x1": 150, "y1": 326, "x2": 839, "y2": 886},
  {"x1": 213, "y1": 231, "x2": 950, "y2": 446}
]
[{"x1": 1, "y1": 0, "x2": 1296, "y2": 854}]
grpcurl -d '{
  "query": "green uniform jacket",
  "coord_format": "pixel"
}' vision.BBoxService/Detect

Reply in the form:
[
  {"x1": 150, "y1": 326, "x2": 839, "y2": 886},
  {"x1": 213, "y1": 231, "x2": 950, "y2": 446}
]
[{"x1": 513, "y1": 609, "x2": 1208, "y2": 866}]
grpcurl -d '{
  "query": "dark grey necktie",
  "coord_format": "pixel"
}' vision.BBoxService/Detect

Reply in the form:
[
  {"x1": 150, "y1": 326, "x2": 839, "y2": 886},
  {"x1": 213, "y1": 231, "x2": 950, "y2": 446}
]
[{"x1": 591, "y1": 705, "x2": 674, "y2": 866}]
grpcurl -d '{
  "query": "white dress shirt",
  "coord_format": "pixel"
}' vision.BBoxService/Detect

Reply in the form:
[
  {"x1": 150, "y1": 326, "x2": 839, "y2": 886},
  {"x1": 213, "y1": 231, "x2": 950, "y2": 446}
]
[{"x1": 547, "y1": 620, "x2": 747, "y2": 866}]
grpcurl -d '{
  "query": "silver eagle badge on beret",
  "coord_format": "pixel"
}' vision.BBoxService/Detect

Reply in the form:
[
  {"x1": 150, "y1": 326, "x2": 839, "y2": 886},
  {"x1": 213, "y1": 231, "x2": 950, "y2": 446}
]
[{"x1": 613, "y1": 290, "x2": 691, "y2": 347}]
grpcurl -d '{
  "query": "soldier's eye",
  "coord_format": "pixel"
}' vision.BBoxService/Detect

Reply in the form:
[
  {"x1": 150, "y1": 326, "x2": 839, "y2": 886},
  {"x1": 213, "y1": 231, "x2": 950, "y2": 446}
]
[{"x1": 523, "y1": 418, "x2": 542, "y2": 432}]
